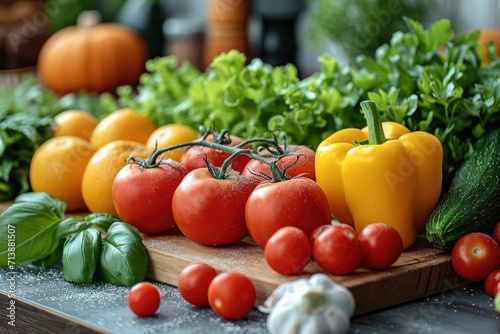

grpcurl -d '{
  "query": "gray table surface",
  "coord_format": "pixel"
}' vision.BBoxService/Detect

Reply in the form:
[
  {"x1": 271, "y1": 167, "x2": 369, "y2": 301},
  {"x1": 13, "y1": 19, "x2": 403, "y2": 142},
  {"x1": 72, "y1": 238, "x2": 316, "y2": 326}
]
[{"x1": 1, "y1": 265, "x2": 499, "y2": 334}]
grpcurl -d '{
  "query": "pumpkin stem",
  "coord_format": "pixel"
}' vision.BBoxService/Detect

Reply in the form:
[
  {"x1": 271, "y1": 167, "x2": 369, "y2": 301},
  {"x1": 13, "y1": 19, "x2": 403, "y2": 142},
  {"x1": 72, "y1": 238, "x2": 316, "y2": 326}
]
[{"x1": 77, "y1": 10, "x2": 101, "y2": 28}]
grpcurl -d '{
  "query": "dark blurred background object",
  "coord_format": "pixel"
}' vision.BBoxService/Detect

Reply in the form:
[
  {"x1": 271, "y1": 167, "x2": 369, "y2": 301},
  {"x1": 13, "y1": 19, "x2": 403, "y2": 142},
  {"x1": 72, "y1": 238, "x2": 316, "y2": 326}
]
[
  {"x1": 115, "y1": 0, "x2": 166, "y2": 59},
  {"x1": 252, "y1": 0, "x2": 304, "y2": 68},
  {"x1": 0, "y1": 0, "x2": 51, "y2": 70}
]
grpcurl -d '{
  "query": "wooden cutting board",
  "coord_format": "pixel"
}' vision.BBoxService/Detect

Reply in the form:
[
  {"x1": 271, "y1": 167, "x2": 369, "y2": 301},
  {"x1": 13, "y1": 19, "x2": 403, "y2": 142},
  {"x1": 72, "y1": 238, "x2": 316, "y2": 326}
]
[
  {"x1": 142, "y1": 230, "x2": 465, "y2": 316},
  {"x1": 0, "y1": 201, "x2": 465, "y2": 316}
]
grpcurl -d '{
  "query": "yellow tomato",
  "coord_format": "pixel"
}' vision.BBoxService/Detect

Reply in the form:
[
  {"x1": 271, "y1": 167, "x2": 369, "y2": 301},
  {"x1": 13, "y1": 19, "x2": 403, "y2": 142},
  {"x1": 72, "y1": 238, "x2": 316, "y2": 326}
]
[
  {"x1": 146, "y1": 124, "x2": 198, "y2": 162},
  {"x1": 29, "y1": 136, "x2": 95, "y2": 211},
  {"x1": 90, "y1": 108, "x2": 156, "y2": 150},
  {"x1": 52, "y1": 109, "x2": 97, "y2": 141},
  {"x1": 81, "y1": 140, "x2": 149, "y2": 215}
]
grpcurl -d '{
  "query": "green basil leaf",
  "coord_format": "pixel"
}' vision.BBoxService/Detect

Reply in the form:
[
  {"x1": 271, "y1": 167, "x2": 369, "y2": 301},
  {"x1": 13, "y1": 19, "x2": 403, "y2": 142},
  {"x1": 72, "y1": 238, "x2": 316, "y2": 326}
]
[
  {"x1": 14, "y1": 192, "x2": 67, "y2": 217},
  {"x1": 53, "y1": 216, "x2": 89, "y2": 240},
  {"x1": 84, "y1": 212, "x2": 120, "y2": 232},
  {"x1": 0, "y1": 192, "x2": 66, "y2": 265},
  {"x1": 100, "y1": 222, "x2": 148, "y2": 286},
  {"x1": 31, "y1": 240, "x2": 64, "y2": 268},
  {"x1": 62, "y1": 229, "x2": 101, "y2": 284}
]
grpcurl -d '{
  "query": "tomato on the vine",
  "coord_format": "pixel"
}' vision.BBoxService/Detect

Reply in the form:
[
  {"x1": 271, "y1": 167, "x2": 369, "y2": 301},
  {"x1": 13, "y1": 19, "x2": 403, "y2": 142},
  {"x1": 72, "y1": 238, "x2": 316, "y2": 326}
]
[
  {"x1": 264, "y1": 226, "x2": 311, "y2": 275},
  {"x1": 128, "y1": 282, "x2": 161, "y2": 317},
  {"x1": 112, "y1": 161, "x2": 187, "y2": 234},
  {"x1": 178, "y1": 262, "x2": 218, "y2": 307},
  {"x1": 242, "y1": 145, "x2": 316, "y2": 182},
  {"x1": 358, "y1": 223, "x2": 403, "y2": 270},
  {"x1": 485, "y1": 269, "x2": 500, "y2": 297},
  {"x1": 245, "y1": 177, "x2": 331, "y2": 248},
  {"x1": 313, "y1": 223, "x2": 363, "y2": 275},
  {"x1": 208, "y1": 271, "x2": 256, "y2": 320},
  {"x1": 180, "y1": 133, "x2": 251, "y2": 172},
  {"x1": 172, "y1": 168, "x2": 257, "y2": 245},
  {"x1": 451, "y1": 232, "x2": 500, "y2": 282}
]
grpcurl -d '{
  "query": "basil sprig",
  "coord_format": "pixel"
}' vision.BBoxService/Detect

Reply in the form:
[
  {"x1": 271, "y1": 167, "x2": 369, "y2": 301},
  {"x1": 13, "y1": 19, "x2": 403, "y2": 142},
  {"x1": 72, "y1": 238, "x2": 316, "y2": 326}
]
[{"x1": 0, "y1": 192, "x2": 148, "y2": 286}]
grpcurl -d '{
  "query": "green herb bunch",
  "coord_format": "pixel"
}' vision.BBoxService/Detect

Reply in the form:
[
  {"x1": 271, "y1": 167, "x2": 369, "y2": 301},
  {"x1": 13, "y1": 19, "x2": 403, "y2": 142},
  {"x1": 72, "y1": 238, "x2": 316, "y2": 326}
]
[
  {"x1": 0, "y1": 192, "x2": 147, "y2": 286},
  {"x1": 0, "y1": 78, "x2": 118, "y2": 201},
  {"x1": 119, "y1": 18, "x2": 500, "y2": 189}
]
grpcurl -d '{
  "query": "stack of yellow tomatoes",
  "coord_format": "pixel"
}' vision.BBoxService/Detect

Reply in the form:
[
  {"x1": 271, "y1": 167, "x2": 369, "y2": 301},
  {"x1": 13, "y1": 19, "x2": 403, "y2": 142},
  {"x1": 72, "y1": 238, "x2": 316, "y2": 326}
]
[{"x1": 29, "y1": 109, "x2": 198, "y2": 214}]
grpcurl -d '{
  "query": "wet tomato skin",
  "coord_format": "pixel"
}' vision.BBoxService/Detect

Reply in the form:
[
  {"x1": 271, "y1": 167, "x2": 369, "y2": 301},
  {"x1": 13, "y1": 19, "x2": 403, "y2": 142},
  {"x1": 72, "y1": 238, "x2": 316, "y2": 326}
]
[{"x1": 451, "y1": 232, "x2": 500, "y2": 282}]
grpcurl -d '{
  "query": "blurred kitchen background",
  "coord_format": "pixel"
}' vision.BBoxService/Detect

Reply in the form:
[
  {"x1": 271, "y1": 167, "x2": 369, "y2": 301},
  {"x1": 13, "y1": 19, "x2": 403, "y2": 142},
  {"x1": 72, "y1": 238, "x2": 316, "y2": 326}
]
[{"x1": 2, "y1": 0, "x2": 500, "y2": 78}]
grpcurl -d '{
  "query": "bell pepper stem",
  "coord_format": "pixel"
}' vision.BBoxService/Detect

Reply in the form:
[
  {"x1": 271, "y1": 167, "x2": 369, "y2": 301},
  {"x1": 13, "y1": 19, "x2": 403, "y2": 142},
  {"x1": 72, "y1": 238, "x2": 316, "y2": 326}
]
[{"x1": 360, "y1": 100, "x2": 386, "y2": 145}]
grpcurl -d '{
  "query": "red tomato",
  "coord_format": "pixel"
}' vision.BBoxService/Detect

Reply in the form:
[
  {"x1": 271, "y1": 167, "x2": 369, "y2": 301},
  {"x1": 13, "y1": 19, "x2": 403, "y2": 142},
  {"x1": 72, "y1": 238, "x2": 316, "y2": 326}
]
[
  {"x1": 493, "y1": 221, "x2": 500, "y2": 246},
  {"x1": 242, "y1": 145, "x2": 316, "y2": 182},
  {"x1": 264, "y1": 226, "x2": 311, "y2": 275},
  {"x1": 451, "y1": 232, "x2": 500, "y2": 282},
  {"x1": 245, "y1": 177, "x2": 331, "y2": 248},
  {"x1": 208, "y1": 271, "x2": 256, "y2": 320},
  {"x1": 180, "y1": 134, "x2": 251, "y2": 172},
  {"x1": 358, "y1": 223, "x2": 403, "y2": 270},
  {"x1": 112, "y1": 161, "x2": 187, "y2": 234},
  {"x1": 309, "y1": 224, "x2": 334, "y2": 248},
  {"x1": 485, "y1": 269, "x2": 500, "y2": 297},
  {"x1": 172, "y1": 168, "x2": 257, "y2": 245},
  {"x1": 128, "y1": 282, "x2": 161, "y2": 317},
  {"x1": 178, "y1": 262, "x2": 218, "y2": 307},
  {"x1": 313, "y1": 223, "x2": 363, "y2": 275}
]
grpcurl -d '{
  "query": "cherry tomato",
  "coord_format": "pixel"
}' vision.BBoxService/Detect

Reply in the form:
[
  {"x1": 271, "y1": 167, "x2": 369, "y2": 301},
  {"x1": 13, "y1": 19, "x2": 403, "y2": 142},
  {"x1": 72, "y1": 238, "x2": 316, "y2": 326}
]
[
  {"x1": 313, "y1": 223, "x2": 363, "y2": 275},
  {"x1": 309, "y1": 224, "x2": 334, "y2": 248},
  {"x1": 358, "y1": 223, "x2": 403, "y2": 270},
  {"x1": 112, "y1": 161, "x2": 187, "y2": 234},
  {"x1": 242, "y1": 145, "x2": 316, "y2": 182},
  {"x1": 172, "y1": 168, "x2": 257, "y2": 245},
  {"x1": 451, "y1": 232, "x2": 500, "y2": 282},
  {"x1": 245, "y1": 177, "x2": 331, "y2": 248},
  {"x1": 485, "y1": 269, "x2": 500, "y2": 297},
  {"x1": 128, "y1": 282, "x2": 161, "y2": 317},
  {"x1": 264, "y1": 226, "x2": 311, "y2": 275},
  {"x1": 178, "y1": 262, "x2": 218, "y2": 307},
  {"x1": 208, "y1": 271, "x2": 256, "y2": 320},
  {"x1": 180, "y1": 133, "x2": 251, "y2": 172},
  {"x1": 493, "y1": 221, "x2": 500, "y2": 246}
]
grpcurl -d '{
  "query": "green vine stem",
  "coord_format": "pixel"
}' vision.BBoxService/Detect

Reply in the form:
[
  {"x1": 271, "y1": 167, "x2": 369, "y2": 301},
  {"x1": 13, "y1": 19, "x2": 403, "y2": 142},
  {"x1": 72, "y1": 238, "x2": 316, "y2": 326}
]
[{"x1": 128, "y1": 128, "x2": 296, "y2": 181}]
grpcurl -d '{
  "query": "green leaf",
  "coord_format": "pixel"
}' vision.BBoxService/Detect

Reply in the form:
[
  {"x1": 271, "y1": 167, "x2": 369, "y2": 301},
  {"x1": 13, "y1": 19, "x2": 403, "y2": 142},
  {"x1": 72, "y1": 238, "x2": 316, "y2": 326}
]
[
  {"x1": 62, "y1": 228, "x2": 101, "y2": 284},
  {"x1": 0, "y1": 192, "x2": 66, "y2": 266},
  {"x1": 31, "y1": 240, "x2": 64, "y2": 268},
  {"x1": 100, "y1": 222, "x2": 148, "y2": 286},
  {"x1": 84, "y1": 212, "x2": 120, "y2": 232},
  {"x1": 15, "y1": 192, "x2": 67, "y2": 216}
]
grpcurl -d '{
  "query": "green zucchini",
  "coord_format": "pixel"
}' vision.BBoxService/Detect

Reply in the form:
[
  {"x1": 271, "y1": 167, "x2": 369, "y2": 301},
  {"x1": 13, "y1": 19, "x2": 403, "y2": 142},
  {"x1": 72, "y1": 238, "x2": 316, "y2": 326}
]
[{"x1": 426, "y1": 128, "x2": 500, "y2": 250}]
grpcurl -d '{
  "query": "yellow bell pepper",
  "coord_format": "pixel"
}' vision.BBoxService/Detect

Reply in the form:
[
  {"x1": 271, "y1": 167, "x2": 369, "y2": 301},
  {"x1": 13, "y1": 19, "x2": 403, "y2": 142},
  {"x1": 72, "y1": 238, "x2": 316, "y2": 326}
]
[{"x1": 315, "y1": 101, "x2": 443, "y2": 249}]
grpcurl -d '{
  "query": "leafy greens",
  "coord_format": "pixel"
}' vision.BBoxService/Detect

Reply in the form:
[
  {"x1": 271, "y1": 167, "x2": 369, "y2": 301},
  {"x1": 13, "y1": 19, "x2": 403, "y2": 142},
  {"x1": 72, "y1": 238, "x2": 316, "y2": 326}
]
[{"x1": 118, "y1": 18, "x2": 500, "y2": 189}]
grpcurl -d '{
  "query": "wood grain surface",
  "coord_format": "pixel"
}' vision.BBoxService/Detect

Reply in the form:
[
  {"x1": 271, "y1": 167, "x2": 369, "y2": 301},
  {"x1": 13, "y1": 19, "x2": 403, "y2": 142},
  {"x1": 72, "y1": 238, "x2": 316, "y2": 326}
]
[
  {"x1": 142, "y1": 229, "x2": 465, "y2": 316},
  {"x1": 0, "y1": 201, "x2": 466, "y2": 317},
  {"x1": 0, "y1": 292, "x2": 107, "y2": 334}
]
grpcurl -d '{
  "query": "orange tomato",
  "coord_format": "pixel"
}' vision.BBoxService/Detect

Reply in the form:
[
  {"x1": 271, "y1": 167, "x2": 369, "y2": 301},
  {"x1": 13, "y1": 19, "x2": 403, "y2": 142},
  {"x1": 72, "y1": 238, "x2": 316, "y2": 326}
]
[
  {"x1": 29, "y1": 136, "x2": 95, "y2": 211},
  {"x1": 89, "y1": 108, "x2": 156, "y2": 150},
  {"x1": 52, "y1": 109, "x2": 98, "y2": 141},
  {"x1": 146, "y1": 124, "x2": 198, "y2": 162},
  {"x1": 81, "y1": 140, "x2": 149, "y2": 215}
]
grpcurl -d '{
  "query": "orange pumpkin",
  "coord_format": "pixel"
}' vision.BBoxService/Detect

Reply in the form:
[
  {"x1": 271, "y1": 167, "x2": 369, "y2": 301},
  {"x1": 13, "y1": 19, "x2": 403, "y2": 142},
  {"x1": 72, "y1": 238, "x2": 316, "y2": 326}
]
[{"x1": 37, "y1": 10, "x2": 148, "y2": 95}]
